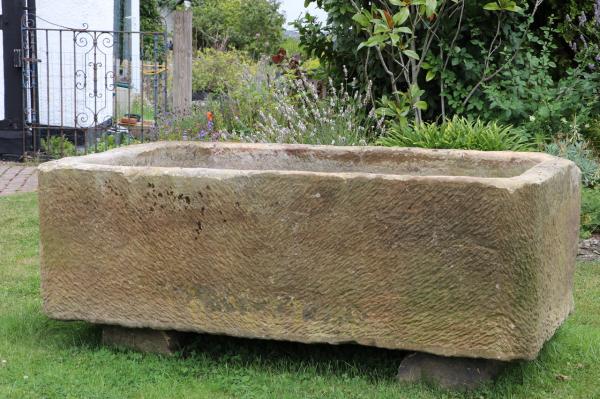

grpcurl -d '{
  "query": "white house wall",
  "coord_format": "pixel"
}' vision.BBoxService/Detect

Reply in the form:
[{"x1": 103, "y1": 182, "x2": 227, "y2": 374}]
[{"x1": 34, "y1": 0, "x2": 140, "y2": 128}]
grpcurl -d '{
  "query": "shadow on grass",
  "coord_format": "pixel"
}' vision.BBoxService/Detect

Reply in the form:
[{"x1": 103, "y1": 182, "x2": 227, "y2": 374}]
[
  {"x1": 181, "y1": 332, "x2": 409, "y2": 382},
  {"x1": 10, "y1": 308, "x2": 534, "y2": 388}
]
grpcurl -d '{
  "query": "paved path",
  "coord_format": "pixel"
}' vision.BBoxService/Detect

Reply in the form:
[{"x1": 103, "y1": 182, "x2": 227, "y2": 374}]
[{"x1": 0, "y1": 163, "x2": 38, "y2": 196}]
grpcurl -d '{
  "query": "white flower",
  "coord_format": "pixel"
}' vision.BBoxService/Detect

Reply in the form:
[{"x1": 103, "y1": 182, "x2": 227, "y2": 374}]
[{"x1": 529, "y1": 115, "x2": 536, "y2": 122}]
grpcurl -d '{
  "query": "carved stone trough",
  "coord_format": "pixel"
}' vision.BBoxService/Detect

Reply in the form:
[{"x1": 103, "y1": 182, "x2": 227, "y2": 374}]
[{"x1": 39, "y1": 142, "x2": 580, "y2": 364}]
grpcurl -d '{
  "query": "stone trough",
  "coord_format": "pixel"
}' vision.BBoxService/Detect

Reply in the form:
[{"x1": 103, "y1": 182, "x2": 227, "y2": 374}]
[{"x1": 39, "y1": 142, "x2": 579, "y2": 375}]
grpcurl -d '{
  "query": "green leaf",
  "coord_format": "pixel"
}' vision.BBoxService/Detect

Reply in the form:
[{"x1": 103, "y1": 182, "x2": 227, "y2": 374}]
[
  {"x1": 374, "y1": 20, "x2": 392, "y2": 33},
  {"x1": 394, "y1": 27, "x2": 413, "y2": 34},
  {"x1": 389, "y1": 0, "x2": 405, "y2": 5},
  {"x1": 425, "y1": 0, "x2": 437, "y2": 16},
  {"x1": 403, "y1": 49, "x2": 420, "y2": 60},
  {"x1": 483, "y1": 2, "x2": 501, "y2": 10},
  {"x1": 358, "y1": 35, "x2": 387, "y2": 50},
  {"x1": 505, "y1": 4, "x2": 524, "y2": 13},
  {"x1": 352, "y1": 12, "x2": 371, "y2": 28},
  {"x1": 393, "y1": 8, "x2": 410, "y2": 25},
  {"x1": 415, "y1": 101, "x2": 428, "y2": 111},
  {"x1": 426, "y1": 70, "x2": 436, "y2": 81}
]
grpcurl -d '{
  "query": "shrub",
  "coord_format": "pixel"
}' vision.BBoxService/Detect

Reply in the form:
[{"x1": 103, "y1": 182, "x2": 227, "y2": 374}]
[
  {"x1": 279, "y1": 37, "x2": 305, "y2": 58},
  {"x1": 192, "y1": 0, "x2": 285, "y2": 57},
  {"x1": 192, "y1": 49, "x2": 256, "y2": 96},
  {"x1": 41, "y1": 136, "x2": 76, "y2": 158},
  {"x1": 581, "y1": 188, "x2": 600, "y2": 238},
  {"x1": 193, "y1": 56, "x2": 279, "y2": 134},
  {"x1": 546, "y1": 139, "x2": 600, "y2": 188},
  {"x1": 236, "y1": 76, "x2": 381, "y2": 146},
  {"x1": 377, "y1": 116, "x2": 529, "y2": 152},
  {"x1": 156, "y1": 107, "x2": 229, "y2": 142}
]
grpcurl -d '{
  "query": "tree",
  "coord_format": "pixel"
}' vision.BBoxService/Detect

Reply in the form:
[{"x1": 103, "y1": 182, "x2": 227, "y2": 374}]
[
  {"x1": 298, "y1": 0, "x2": 547, "y2": 125},
  {"x1": 192, "y1": 0, "x2": 285, "y2": 57},
  {"x1": 141, "y1": 0, "x2": 163, "y2": 33}
]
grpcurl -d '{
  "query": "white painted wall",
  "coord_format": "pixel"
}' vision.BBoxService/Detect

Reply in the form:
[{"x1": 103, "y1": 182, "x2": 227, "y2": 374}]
[
  {"x1": 0, "y1": 0, "x2": 141, "y2": 127},
  {"x1": 0, "y1": 1, "x2": 141, "y2": 127},
  {"x1": 36, "y1": 1, "x2": 115, "y2": 127}
]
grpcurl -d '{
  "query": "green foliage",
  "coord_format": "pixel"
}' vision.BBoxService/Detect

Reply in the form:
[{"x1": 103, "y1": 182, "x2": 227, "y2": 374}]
[
  {"x1": 238, "y1": 76, "x2": 380, "y2": 145},
  {"x1": 294, "y1": 4, "x2": 385, "y2": 97},
  {"x1": 192, "y1": 49, "x2": 256, "y2": 95},
  {"x1": 140, "y1": 0, "x2": 167, "y2": 60},
  {"x1": 469, "y1": 24, "x2": 600, "y2": 143},
  {"x1": 192, "y1": 0, "x2": 285, "y2": 57},
  {"x1": 581, "y1": 188, "x2": 600, "y2": 238},
  {"x1": 546, "y1": 139, "x2": 600, "y2": 188},
  {"x1": 299, "y1": 0, "x2": 600, "y2": 147},
  {"x1": 279, "y1": 37, "x2": 305, "y2": 58},
  {"x1": 156, "y1": 107, "x2": 216, "y2": 141},
  {"x1": 378, "y1": 116, "x2": 529, "y2": 151},
  {"x1": 41, "y1": 136, "x2": 76, "y2": 158},
  {"x1": 141, "y1": 0, "x2": 163, "y2": 32},
  {"x1": 541, "y1": 0, "x2": 596, "y2": 67}
]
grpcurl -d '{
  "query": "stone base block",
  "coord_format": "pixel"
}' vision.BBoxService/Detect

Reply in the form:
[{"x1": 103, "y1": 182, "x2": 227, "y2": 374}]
[
  {"x1": 397, "y1": 352, "x2": 508, "y2": 390},
  {"x1": 101, "y1": 326, "x2": 186, "y2": 355}
]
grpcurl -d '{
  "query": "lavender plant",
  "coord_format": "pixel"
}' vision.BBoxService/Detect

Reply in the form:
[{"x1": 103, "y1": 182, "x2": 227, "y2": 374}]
[
  {"x1": 566, "y1": 1, "x2": 600, "y2": 70},
  {"x1": 236, "y1": 72, "x2": 383, "y2": 146}
]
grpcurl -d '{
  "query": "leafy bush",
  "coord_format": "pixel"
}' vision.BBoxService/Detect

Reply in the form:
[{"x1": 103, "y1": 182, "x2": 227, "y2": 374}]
[
  {"x1": 377, "y1": 116, "x2": 529, "y2": 152},
  {"x1": 156, "y1": 107, "x2": 226, "y2": 141},
  {"x1": 298, "y1": 0, "x2": 600, "y2": 145},
  {"x1": 279, "y1": 37, "x2": 305, "y2": 58},
  {"x1": 192, "y1": 49, "x2": 256, "y2": 95},
  {"x1": 581, "y1": 188, "x2": 600, "y2": 238},
  {"x1": 192, "y1": 0, "x2": 285, "y2": 57},
  {"x1": 41, "y1": 136, "x2": 76, "y2": 158},
  {"x1": 237, "y1": 76, "x2": 381, "y2": 146},
  {"x1": 546, "y1": 139, "x2": 600, "y2": 188}
]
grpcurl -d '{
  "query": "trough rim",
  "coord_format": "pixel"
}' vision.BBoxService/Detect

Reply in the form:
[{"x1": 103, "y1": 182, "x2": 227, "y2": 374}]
[{"x1": 38, "y1": 142, "x2": 576, "y2": 192}]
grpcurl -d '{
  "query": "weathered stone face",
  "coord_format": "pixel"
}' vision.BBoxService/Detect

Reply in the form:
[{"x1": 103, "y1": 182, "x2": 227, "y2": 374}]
[{"x1": 38, "y1": 142, "x2": 580, "y2": 361}]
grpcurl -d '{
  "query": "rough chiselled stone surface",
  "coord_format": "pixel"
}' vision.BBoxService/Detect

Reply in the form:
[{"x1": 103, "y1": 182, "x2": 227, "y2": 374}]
[
  {"x1": 38, "y1": 142, "x2": 580, "y2": 361},
  {"x1": 397, "y1": 352, "x2": 507, "y2": 390}
]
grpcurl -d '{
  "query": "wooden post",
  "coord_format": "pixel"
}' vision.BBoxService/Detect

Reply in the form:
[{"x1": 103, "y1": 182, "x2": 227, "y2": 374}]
[{"x1": 172, "y1": 9, "x2": 193, "y2": 115}]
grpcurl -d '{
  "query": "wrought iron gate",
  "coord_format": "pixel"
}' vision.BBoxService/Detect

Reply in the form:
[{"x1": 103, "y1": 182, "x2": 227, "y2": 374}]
[
  {"x1": 0, "y1": 0, "x2": 30, "y2": 159},
  {"x1": 20, "y1": 11, "x2": 169, "y2": 158}
]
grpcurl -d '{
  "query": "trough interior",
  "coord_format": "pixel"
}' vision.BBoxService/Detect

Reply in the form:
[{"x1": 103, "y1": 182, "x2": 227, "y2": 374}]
[{"x1": 85, "y1": 144, "x2": 540, "y2": 178}]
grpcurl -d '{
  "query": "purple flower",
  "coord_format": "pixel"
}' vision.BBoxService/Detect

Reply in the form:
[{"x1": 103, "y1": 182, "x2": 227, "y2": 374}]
[
  {"x1": 595, "y1": 0, "x2": 600, "y2": 25},
  {"x1": 589, "y1": 63, "x2": 596, "y2": 71},
  {"x1": 212, "y1": 131, "x2": 222, "y2": 141},
  {"x1": 198, "y1": 130, "x2": 208, "y2": 139}
]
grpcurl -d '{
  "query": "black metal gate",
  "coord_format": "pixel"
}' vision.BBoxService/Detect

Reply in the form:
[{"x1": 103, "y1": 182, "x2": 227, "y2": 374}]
[
  {"x1": 0, "y1": 0, "x2": 30, "y2": 159},
  {"x1": 1, "y1": 0, "x2": 169, "y2": 160}
]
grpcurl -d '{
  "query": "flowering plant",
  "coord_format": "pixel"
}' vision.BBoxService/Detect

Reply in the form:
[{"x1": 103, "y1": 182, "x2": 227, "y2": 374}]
[
  {"x1": 236, "y1": 69, "x2": 383, "y2": 146},
  {"x1": 565, "y1": 2, "x2": 600, "y2": 70}
]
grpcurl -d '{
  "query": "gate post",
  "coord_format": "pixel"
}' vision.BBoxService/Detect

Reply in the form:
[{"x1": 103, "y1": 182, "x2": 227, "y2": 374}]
[
  {"x1": 0, "y1": 0, "x2": 28, "y2": 159},
  {"x1": 172, "y1": 9, "x2": 192, "y2": 115}
]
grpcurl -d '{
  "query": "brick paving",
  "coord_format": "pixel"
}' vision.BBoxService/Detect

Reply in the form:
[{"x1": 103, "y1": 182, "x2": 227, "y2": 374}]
[{"x1": 0, "y1": 163, "x2": 38, "y2": 196}]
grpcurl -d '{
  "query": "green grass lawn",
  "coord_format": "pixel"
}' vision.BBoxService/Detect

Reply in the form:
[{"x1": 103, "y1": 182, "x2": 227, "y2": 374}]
[{"x1": 1, "y1": 193, "x2": 599, "y2": 398}]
